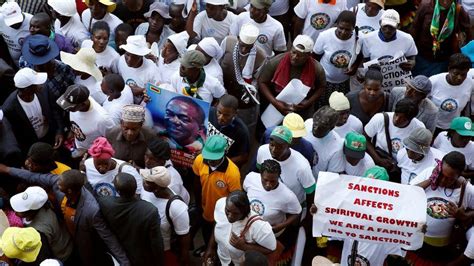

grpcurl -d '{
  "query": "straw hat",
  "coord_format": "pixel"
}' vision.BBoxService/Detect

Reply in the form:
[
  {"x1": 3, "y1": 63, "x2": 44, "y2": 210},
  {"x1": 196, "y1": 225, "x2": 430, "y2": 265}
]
[
  {"x1": 83, "y1": 0, "x2": 116, "y2": 13},
  {"x1": 60, "y1": 48, "x2": 103, "y2": 82}
]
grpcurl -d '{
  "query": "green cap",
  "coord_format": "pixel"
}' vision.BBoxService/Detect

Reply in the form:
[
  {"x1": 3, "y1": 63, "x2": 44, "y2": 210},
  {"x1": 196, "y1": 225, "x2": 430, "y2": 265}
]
[
  {"x1": 450, "y1": 117, "x2": 474, "y2": 137},
  {"x1": 202, "y1": 135, "x2": 227, "y2": 160},
  {"x1": 343, "y1": 132, "x2": 367, "y2": 160},
  {"x1": 363, "y1": 166, "x2": 389, "y2": 181},
  {"x1": 250, "y1": 0, "x2": 273, "y2": 9},
  {"x1": 270, "y1": 126, "x2": 293, "y2": 144},
  {"x1": 179, "y1": 50, "x2": 206, "y2": 69}
]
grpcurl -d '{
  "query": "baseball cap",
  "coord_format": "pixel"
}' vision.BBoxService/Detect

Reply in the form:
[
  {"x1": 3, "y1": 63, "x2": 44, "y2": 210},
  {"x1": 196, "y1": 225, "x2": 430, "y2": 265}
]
[
  {"x1": 0, "y1": 2, "x2": 23, "y2": 26},
  {"x1": 239, "y1": 23, "x2": 259, "y2": 45},
  {"x1": 180, "y1": 50, "x2": 207, "y2": 69},
  {"x1": 56, "y1": 84, "x2": 90, "y2": 111},
  {"x1": 0, "y1": 227, "x2": 42, "y2": 263},
  {"x1": 343, "y1": 132, "x2": 366, "y2": 160},
  {"x1": 10, "y1": 187, "x2": 48, "y2": 213},
  {"x1": 293, "y1": 35, "x2": 314, "y2": 53},
  {"x1": 402, "y1": 128, "x2": 432, "y2": 155},
  {"x1": 329, "y1": 91, "x2": 350, "y2": 111},
  {"x1": 450, "y1": 117, "x2": 474, "y2": 137},
  {"x1": 364, "y1": 166, "x2": 389, "y2": 181},
  {"x1": 140, "y1": 166, "x2": 171, "y2": 188},
  {"x1": 83, "y1": 0, "x2": 116, "y2": 13},
  {"x1": 380, "y1": 9, "x2": 400, "y2": 28},
  {"x1": 202, "y1": 135, "x2": 227, "y2": 160},
  {"x1": 283, "y1": 113, "x2": 306, "y2": 138},
  {"x1": 406, "y1": 75, "x2": 432, "y2": 94},
  {"x1": 48, "y1": 0, "x2": 77, "y2": 17},
  {"x1": 250, "y1": 0, "x2": 273, "y2": 9},
  {"x1": 368, "y1": 0, "x2": 384, "y2": 8},
  {"x1": 14, "y1": 68, "x2": 48, "y2": 89},
  {"x1": 270, "y1": 126, "x2": 293, "y2": 144}
]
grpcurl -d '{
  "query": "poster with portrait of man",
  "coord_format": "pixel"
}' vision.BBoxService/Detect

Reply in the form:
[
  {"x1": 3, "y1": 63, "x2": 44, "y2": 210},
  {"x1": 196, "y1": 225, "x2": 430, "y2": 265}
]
[{"x1": 145, "y1": 83, "x2": 210, "y2": 168}]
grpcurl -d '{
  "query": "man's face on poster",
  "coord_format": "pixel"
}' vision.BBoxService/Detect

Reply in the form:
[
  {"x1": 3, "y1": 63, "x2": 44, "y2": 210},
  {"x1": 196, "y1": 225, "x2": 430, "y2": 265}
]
[{"x1": 164, "y1": 98, "x2": 204, "y2": 146}]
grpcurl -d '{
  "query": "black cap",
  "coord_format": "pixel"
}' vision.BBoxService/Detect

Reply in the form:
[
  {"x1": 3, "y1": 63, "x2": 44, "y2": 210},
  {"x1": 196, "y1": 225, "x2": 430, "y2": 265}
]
[{"x1": 56, "y1": 84, "x2": 90, "y2": 111}]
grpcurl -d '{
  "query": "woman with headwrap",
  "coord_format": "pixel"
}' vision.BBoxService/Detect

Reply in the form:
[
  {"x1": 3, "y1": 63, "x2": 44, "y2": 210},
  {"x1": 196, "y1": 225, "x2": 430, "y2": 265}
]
[
  {"x1": 83, "y1": 137, "x2": 144, "y2": 197},
  {"x1": 407, "y1": 151, "x2": 474, "y2": 265},
  {"x1": 191, "y1": 37, "x2": 224, "y2": 85}
]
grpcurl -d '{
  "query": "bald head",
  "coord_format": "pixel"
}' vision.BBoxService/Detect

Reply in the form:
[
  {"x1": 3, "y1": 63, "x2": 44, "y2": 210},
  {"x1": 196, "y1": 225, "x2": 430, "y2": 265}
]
[{"x1": 114, "y1": 173, "x2": 137, "y2": 198}]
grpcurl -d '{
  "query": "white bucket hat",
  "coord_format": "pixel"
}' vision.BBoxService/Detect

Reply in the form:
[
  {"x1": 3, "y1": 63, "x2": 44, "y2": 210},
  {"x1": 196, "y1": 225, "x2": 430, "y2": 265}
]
[
  {"x1": 120, "y1": 35, "x2": 152, "y2": 56},
  {"x1": 144, "y1": 1, "x2": 171, "y2": 19},
  {"x1": 47, "y1": 0, "x2": 77, "y2": 17},
  {"x1": 167, "y1": 31, "x2": 190, "y2": 56},
  {"x1": 61, "y1": 48, "x2": 103, "y2": 82},
  {"x1": 205, "y1": 0, "x2": 228, "y2": 5}
]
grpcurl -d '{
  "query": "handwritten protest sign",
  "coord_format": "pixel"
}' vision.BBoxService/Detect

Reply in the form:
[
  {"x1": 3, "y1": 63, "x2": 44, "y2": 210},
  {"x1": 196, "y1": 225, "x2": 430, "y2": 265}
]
[
  {"x1": 363, "y1": 52, "x2": 413, "y2": 89},
  {"x1": 313, "y1": 172, "x2": 426, "y2": 250}
]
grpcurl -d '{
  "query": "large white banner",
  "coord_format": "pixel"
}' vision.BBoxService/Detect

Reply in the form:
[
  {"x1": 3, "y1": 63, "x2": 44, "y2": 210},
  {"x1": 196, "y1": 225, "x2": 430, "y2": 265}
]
[{"x1": 313, "y1": 172, "x2": 427, "y2": 250}]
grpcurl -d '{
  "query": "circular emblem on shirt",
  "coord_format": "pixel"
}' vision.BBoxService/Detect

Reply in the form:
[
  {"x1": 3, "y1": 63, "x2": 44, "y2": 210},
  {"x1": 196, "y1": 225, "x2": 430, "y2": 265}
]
[
  {"x1": 94, "y1": 183, "x2": 117, "y2": 197},
  {"x1": 330, "y1": 50, "x2": 352, "y2": 68},
  {"x1": 215, "y1": 180, "x2": 226, "y2": 188},
  {"x1": 427, "y1": 197, "x2": 451, "y2": 219},
  {"x1": 310, "y1": 13, "x2": 330, "y2": 30},
  {"x1": 440, "y1": 98, "x2": 458, "y2": 112},
  {"x1": 250, "y1": 199, "x2": 265, "y2": 215},
  {"x1": 377, "y1": 55, "x2": 393, "y2": 63},
  {"x1": 125, "y1": 78, "x2": 138, "y2": 87},
  {"x1": 391, "y1": 137, "x2": 402, "y2": 154},
  {"x1": 70, "y1": 121, "x2": 86, "y2": 142},
  {"x1": 408, "y1": 172, "x2": 417, "y2": 183},
  {"x1": 18, "y1": 37, "x2": 25, "y2": 46},
  {"x1": 313, "y1": 151, "x2": 319, "y2": 166},
  {"x1": 347, "y1": 254, "x2": 370, "y2": 266},
  {"x1": 359, "y1": 25, "x2": 375, "y2": 35},
  {"x1": 257, "y1": 34, "x2": 268, "y2": 44},
  {"x1": 206, "y1": 28, "x2": 216, "y2": 35}
]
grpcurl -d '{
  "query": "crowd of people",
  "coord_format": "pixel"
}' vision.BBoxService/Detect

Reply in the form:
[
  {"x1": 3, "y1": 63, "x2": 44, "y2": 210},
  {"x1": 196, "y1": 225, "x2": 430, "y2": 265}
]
[{"x1": 0, "y1": 0, "x2": 473, "y2": 265}]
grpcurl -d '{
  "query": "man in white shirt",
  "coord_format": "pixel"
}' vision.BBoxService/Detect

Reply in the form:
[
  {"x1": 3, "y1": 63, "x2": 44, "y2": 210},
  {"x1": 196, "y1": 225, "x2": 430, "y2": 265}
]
[
  {"x1": 354, "y1": 0, "x2": 384, "y2": 35},
  {"x1": 81, "y1": 0, "x2": 123, "y2": 39},
  {"x1": 329, "y1": 91, "x2": 363, "y2": 138},
  {"x1": 0, "y1": 2, "x2": 32, "y2": 66},
  {"x1": 229, "y1": 0, "x2": 287, "y2": 57},
  {"x1": 342, "y1": 132, "x2": 375, "y2": 177},
  {"x1": 48, "y1": 0, "x2": 89, "y2": 48}
]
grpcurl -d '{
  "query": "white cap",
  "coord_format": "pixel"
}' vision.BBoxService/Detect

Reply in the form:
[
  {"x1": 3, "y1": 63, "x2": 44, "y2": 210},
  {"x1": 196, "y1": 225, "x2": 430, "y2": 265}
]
[
  {"x1": 14, "y1": 68, "x2": 48, "y2": 89},
  {"x1": 140, "y1": 166, "x2": 171, "y2": 188},
  {"x1": 120, "y1": 35, "x2": 152, "y2": 56},
  {"x1": 167, "y1": 31, "x2": 190, "y2": 56},
  {"x1": 198, "y1": 37, "x2": 223, "y2": 59},
  {"x1": 0, "y1": 2, "x2": 23, "y2": 26},
  {"x1": 144, "y1": 1, "x2": 171, "y2": 19},
  {"x1": 239, "y1": 23, "x2": 259, "y2": 45},
  {"x1": 205, "y1": 0, "x2": 228, "y2": 5},
  {"x1": 47, "y1": 0, "x2": 77, "y2": 17},
  {"x1": 0, "y1": 110, "x2": 3, "y2": 122},
  {"x1": 329, "y1": 91, "x2": 350, "y2": 111},
  {"x1": 40, "y1": 259, "x2": 62, "y2": 266},
  {"x1": 380, "y1": 9, "x2": 400, "y2": 28},
  {"x1": 10, "y1": 187, "x2": 48, "y2": 213},
  {"x1": 293, "y1": 35, "x2": 314, "y2": 53}
]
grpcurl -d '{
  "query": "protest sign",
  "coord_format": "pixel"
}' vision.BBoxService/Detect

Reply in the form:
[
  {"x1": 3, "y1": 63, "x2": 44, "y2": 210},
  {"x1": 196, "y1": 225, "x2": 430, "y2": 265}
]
[
  {"x1": 313, "y1": 172, "x2": 426, "y2": 250},
  {"x1": 363, "y1": 52, "x2": 413, "y2": 89},
  {"x1": 146, "y1": 83, "x2": 210, "y2": 168}
]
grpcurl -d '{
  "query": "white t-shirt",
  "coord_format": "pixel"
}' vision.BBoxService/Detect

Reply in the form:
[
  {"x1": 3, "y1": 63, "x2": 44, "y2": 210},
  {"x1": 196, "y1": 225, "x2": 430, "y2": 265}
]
[
  {"x1": 433, "y1": 131, "x2": 474, "y2": 170},
  {"x1": 303, "y1": 119, "x2": 345, "y2": 178},
  {"x1": 170, "y1": 72, "x2": 226, "y2": 103},
  {"x1": 102, "y1": 85, "x2": 134, "y2": 125},
  {"x1": 294, "y1": 0, "x2": 347, "y2": 42},
  {"x1": 410, "y1": 167, "x2": 474, "y2": 239},
  {"x1": 81, "y1": 39, "x2": 120, "y2": 73},
  {"x1": 54, "y1": 14, "x2": 89, "y2": 47},
  {"x1": 229, "y1": 12, "x2": 287, "y2": 57},
  {"x1": 256, "y1": 145, "x2": 315, "y2": 203},
  {"x1": 193, "y1": 11, "x2": 236, "y2": 44},
  {"x1": 334, "y1": 114, "x2": 363, "y2": 138},
  {"x1": 81, "y1": 10, "x2": 123, "y2": 38},
  {"x1": 397, "y1": 147, "x2": 445, "y2": 185},
  {"x1": 0, "y1": 13, "x2": 32, "y2": 66},
  {"x1": 84, "y1": 157, "x2": 144, "y2": 196},
  {"x1": 343, "y1": 153, "x2": 375, "y2": 177},
  {"x1": 465, "y1": 232, "x2": 474, "y2": 259},
  {"x1": 354, "y1": 3, "x2": 384, "y2": 35},
  {"x1": 74, "y1": 75, "x2": 107, "y2": 105},
  {"x1": 429, "y1": 73, "x2": 473, "y2": 129},
  {"x1": 204, "y1": 59, "x2": 224, "y2": 85},
  {"x1": 314, "y1": 27, "x2": 355, "y2": 83},
  {"x1": 341, "y1": 239, "x2": 404, "y2": 266},
  {"x1": 17, "y1": 94, "x2": 48, "y2": 139},
  {"x1": 165, "y1": 162, "x2": 191, "y2": 204},
  {"x1": 214, "y1": 197, "x2": 276, "y2": 265},
  {"x1": 117, "y1": 56, "x2": 160, "y2": 89},
  {"x1": 69, "y1": 97, "x2": 115, "y2": 150},
  {"x1": 361, "y1": 30, "x2": 418, "y2": 61},
  {"x1": 243, "y1": 172, "x2": 302, "y2": 226},
  {"x1": 157, "y1": 56, "x2": 180, "y2": 85},
  {"x1": 364, "y1": 112, "x2": 425, "y2": 159},
  {"x1": 140, "y1": 190, "x2": 190, "y2": 251}
]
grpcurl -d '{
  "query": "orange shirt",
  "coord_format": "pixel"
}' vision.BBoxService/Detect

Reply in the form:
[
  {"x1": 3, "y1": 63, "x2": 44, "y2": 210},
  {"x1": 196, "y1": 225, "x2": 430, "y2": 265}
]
[{"x1": 192, "y1": 155, "x2": 241, "y2": 221}]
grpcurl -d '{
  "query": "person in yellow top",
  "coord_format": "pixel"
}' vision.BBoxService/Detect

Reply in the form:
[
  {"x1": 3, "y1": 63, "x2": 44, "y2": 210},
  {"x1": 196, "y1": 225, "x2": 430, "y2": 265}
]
[
  {"x1": 193, "y1": 135, "x2": 241, "y2": 254},
  {"x1": 25, "y1": 142, "x2": 71, "y2": 175}
]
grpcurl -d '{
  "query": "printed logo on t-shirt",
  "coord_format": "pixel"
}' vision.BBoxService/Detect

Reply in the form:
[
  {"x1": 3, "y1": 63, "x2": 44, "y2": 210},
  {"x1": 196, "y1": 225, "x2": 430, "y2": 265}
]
[
  {"x1": 206, "y1": 28, "x2": 216, "y2": 36},
  {"x1": 310, "y1": 13, "x2": 330, "y2": 30},
  {"x1": 216, "y1": 180, "x2": 226, "y2": 188},
  {"x1": 377, "y1": 55, "x2": 393, "y2": 63},
  {"x1": 408, "y1": 172, "x2": 417, "y2": 183},
  {"x1": 125, "y1": 78, "x2": 138, "y2": 87},
  {"x1": 347, "y1": 253, "x2": 370, "y2": 266},
  {"x1": 330, "y1": 50, "x2": 351, "y2": 68},
  {"x1": 257, "y1": 34, "x2": 269, "y2": 44},
  {"x1": 391, "y1": 138, "x2": 402, "y2": 154},
  {"x1": 94, "y1": 182, "x2": 117, "y2": 197},
  {"x1": 313, "y1": 151, "x2": 319, "y2": 166},
  {"x1": 70, "y1": 121, "x2": 86, "y2": 141},
  {"x1": 440, "y1": 98, "x2": 458, "y2": 112},
  {"x1": 250, "y1": 199, "x2": 265, "y2": 215},
  {"x1": 427, "y1": 197, "x2": 452, "y2": 219},
  {"x1": 18, "y1": 37, "x2": 25, "y2": 46},
  {"x1": 359, "y1": 26, "x2": 375, "y2": 35}
]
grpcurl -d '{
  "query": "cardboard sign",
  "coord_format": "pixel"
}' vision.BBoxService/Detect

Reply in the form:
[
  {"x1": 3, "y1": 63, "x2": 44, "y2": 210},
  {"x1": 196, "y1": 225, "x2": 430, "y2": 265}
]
[
  {"x1": 313, "y1": 172, "x2": 426, "y2": 250},
  {"x1": 363, "y1": 52, "x2": 413, "y2": 89}
]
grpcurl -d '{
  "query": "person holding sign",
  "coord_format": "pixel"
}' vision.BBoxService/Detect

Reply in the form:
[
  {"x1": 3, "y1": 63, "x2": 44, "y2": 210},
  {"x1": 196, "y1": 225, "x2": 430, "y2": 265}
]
[{"x1": 408, "y1": 151, "x2": 474, "y2": 265}]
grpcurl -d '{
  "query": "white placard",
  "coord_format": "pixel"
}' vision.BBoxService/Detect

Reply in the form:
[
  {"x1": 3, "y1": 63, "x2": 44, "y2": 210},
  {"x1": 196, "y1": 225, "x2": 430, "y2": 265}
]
[{"x1": 363, "y1": 52, "x2": 413, "y2": 89}]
